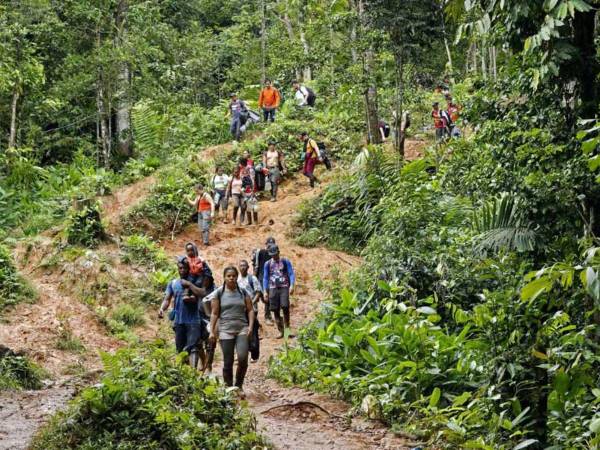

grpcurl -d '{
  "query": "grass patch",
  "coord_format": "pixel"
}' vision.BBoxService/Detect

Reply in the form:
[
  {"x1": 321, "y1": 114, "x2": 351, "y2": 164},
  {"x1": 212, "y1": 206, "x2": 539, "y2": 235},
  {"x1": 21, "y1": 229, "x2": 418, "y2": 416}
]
[
  {"x1": 110, "y1": 303, "x2": 146, "y2": 328},
  {"x1": 32, "y1": 343, "x2": 270, "y2": 449},
  {"x1": 0, "y1": 347, "x2": 47, "y2": 390},
  {"x1": 0, "y1": 243, "x2": 37, "y2": 313}
]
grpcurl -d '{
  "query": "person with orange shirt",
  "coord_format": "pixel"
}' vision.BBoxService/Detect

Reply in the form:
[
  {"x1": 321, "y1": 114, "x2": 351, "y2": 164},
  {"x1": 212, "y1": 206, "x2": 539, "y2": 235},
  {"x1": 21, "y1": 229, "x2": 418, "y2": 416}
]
[
  {"x1": 258, "y1": 79, "x2": 281, "y2": 123},
  {"x1": 186, "y1": 184, "x2": 215, "y2": 246}
]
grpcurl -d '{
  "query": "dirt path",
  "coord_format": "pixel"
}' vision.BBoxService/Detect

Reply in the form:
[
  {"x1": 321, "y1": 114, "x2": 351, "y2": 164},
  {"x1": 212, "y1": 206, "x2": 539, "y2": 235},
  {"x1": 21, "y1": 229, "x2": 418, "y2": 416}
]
[
  {"x1": 0, "y1": 139, "x2": 425, "y2": 449},
  {"x1": 161, "y1": 175, "x2": 411, "y2": 449}
]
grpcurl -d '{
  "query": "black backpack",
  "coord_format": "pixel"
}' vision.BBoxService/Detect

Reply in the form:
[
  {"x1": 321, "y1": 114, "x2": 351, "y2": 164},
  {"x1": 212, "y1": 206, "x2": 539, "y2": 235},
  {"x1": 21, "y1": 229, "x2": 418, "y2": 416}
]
[
  {"x1": 305, "y1": 87, "x2": 316, "y2": 106},
  {"x1": 317, "y1": 142, "x2": 332, "y2": 170},
  {"x1": 382, "y1": 123, "x2": 391, "y2": 138}
]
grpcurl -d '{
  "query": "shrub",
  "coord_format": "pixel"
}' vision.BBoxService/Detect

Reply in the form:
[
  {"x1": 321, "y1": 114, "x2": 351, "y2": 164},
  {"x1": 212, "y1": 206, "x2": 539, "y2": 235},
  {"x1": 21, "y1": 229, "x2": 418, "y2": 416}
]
[
  {"x1": 110, "y1": 303, "x2": 146, "y2": 328},
  {"x1": 32, "y1": 343, "x2": 270, "y2": 449},
  {"x1": 120, "y1": 234, "x2": 172, "y2": 271},
  {"x1": 0, "y1": 347, "x2": 46, "y2": 390},
  {"x1": 65, "y1": 201, "x2": 105, "y2": 248},
  {"x1": 0, "y1": 243, "x2": 36, "y2": 313}
]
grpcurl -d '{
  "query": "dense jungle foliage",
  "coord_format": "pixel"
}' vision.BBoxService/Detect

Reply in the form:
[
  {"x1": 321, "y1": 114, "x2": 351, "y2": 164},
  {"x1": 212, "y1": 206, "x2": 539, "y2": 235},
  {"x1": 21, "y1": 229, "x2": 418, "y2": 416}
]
[
  {"x1": 3, "y1": 0, "x2": 600, "y2": 448},
  {"x1": 32, "y1": 344, "x2": 270, "y2": 449}
]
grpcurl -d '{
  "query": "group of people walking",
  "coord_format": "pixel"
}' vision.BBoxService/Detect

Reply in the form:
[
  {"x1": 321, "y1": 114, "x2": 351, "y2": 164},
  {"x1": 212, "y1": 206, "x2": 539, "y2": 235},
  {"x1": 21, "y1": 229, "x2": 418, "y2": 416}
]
[
  {"x1": 431, "y1": 92, "x2": 461, "y2": 141},
  {"x1": 228, "y1": 79, "x2": 316, "y2": 141},
  {"x1": 186, "y1": 131, "x2": 327, "y2": 246},
  {"x1": 158, "y1": 237, "x2": 296, "y2": 395}
]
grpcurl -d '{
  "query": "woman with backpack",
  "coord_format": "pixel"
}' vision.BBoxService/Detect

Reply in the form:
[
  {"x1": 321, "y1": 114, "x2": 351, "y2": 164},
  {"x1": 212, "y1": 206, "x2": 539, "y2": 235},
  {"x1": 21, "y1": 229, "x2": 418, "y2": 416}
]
[
  {"x1": 208, "y1": 266, "x2": 255, "y2": 394},
  {"x1": 186, "y1": 184, "x2": 214, "y2": 246},
  {"x1": 299, "y1": 131, "x2": 320, "y2": 188}
]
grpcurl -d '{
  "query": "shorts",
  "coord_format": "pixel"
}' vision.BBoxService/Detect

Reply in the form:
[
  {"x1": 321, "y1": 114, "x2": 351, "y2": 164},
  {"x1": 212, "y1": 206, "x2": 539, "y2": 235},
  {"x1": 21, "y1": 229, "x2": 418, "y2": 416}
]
[
  {"x1": 231, "y1": 193, "x2": 242, "y2": 207},
  {"x1": 269, "y1": 287, "x2": 290, "y2": 311}
]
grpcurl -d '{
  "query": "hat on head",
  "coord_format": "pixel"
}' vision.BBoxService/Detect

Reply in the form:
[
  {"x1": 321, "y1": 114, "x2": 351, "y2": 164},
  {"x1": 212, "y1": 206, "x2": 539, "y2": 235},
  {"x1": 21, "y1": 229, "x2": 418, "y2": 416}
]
[
  {"x1": 267, "y1": 244, "x2": 279, "y2": 256},
  {"x1": 230, "y1": 92, "x2": 238, "y2": 97},
  {"x1": 432, "y1": 101, "x2": 439, "y2": 107},
  {"x1": 267, "y1": 139, "x2": 277, "y2": 145},
  {"x1": 266, "y1": 236, "x2": 276, "y2": 245}
]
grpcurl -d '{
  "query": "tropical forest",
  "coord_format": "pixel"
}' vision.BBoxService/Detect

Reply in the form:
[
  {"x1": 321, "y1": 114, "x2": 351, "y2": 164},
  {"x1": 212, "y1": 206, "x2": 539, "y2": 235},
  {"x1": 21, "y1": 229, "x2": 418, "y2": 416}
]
[{"x1": 1, "y1": 0, "x2": 600, "y2": 449}]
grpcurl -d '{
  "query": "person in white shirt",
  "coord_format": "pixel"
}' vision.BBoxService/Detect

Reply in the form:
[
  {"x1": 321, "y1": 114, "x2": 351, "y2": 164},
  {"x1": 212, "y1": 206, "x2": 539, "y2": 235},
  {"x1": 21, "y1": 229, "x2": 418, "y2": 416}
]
[
  {"x1": 238, "y1": 260, "x2": 263, "y2": 315},
  {"x1": 292, "y1": 80, "x2": 315, "y2": 107},
  {"x1": 212, "y1": 166, "x2": 230, "y2": 223}
]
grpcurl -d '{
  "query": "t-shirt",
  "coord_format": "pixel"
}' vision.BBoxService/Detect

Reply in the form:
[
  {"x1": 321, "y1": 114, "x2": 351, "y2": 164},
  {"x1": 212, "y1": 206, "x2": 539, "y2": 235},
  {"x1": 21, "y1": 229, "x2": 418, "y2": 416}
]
[
  {"x1": 231, "y1": 177, "x2": 243, "y2": 195},
  {"x1": 215, "y1": 286, "x2": 250, "y2": 337},
  {"x1": 265, "y1": 150, "x2": 279, "y2": 168},
  {"x1": 238, "y1": 274, "x2": 262, "y2": 312},
  {"x1": 229, "y1": 99, "x2": 246, "y2": 118},
  {"x1": 213, "y1": 174, "x2": 229, "y2": 191},
  {"x1": 263, "y1": 258, "x2": 295, "y2": 290},
  {"x1": 166, "y1": 279, "x2": 200, "y2": 325},
  {"x1": 253, "y1": 248, "x2": 270, "y2": 281}
]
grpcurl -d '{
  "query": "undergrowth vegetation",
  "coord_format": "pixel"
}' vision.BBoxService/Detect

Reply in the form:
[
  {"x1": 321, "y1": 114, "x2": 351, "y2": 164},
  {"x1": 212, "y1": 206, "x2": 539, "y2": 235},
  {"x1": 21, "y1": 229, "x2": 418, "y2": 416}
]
[
  {"x1": 0, "y1": 243, "x2": 36, "y2": 313},
  {"x1": 32, "y1": 343, "x2": 270, "y2": 449},
  {"x1": 272, "y1": 80, "x2": 600, "y2": 449},
  {"x1": 0, "y1": 347, "x2": 46, "y2": 390}
]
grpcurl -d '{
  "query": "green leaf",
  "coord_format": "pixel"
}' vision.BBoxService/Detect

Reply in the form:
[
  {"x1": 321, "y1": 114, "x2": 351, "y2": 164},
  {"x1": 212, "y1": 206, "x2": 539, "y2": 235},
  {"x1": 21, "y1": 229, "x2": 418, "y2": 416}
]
[
  {"x1": 452, "y1": 392, "x2": 471, "y2": 407},
  {"x1": 521, "y1": 277, "x2": 552, "y2": 301},
  {"x1": 416, "y1": 306, "x2": 437, "y2": 315},
  {"x1": 429, "y1": 387, "x2": 441, "y2": 408},
  {"x1": 589, "y1": 416, "x2": 600, "y2": 434},
  {"x1": 513, "y1": 439, "x2": 539, "y2": 450},
  {"x1": 553, "y1": 369, "x2": 570, "y2": 395}
]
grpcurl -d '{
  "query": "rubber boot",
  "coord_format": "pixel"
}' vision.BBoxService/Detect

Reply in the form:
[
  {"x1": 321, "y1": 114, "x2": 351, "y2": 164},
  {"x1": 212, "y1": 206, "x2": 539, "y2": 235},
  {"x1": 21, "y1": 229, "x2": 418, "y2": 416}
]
[
  {"x1": 189, "y1": 350, "x2": 199, "y2": 370},
  {"x1": 253, "y1": 212, "x2": 258, "y2": 225},
  {"x1": 276, "y1": 317, "x2": 284, "y2": 338}
]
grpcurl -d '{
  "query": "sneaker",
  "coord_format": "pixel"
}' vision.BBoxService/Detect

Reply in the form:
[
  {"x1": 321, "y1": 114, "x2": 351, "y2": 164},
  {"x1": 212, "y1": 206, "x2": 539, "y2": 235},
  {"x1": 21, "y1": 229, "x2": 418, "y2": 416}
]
[{"x1": 270, "y1": 198, "x2": 276, "y2": 202}]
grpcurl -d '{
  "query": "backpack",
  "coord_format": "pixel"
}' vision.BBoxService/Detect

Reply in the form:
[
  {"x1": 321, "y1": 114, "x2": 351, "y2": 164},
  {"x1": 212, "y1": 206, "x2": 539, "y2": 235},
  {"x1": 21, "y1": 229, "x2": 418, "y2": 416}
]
[
  {"x1": 268, "y1": 258, "x2": 290, "y2": 287},
  {"x1": 305, "y1": 87, "x2": 316, "y2": 106},
  {"x1": 239, "y1": 101, "x2": 249, "y2": 124},
  {"x1": 382, "y1": 123, "x2": 391, "y2": 138},
  {"x1": 316, "y1": 142, "x2": 332, "y2": 170}
]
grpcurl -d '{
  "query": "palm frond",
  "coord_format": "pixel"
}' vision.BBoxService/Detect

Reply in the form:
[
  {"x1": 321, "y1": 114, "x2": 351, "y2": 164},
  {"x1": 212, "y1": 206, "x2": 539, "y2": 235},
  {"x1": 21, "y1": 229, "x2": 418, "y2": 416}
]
[{"x1": 472, "y1": 192, "x2": 537, "y2": 253}]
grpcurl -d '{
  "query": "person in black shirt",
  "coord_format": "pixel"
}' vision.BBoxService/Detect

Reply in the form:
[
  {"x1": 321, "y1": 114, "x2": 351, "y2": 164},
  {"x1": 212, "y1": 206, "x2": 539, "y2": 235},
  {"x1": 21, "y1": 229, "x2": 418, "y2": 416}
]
[{"x1": 252, "y1": 236, "x2": 276, "y2": 323}]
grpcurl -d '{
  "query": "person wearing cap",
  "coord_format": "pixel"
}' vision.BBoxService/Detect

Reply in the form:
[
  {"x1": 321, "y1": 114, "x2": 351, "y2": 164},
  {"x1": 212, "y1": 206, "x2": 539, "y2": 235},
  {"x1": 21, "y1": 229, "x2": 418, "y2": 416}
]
[
  {"x1": 432, "y1": 101, "x2": 450, "y2": 141},
  {"x1": 227, "y1": 93, "x2": 248, "y2": 142},
  {"x1": 252, "y1": 237, "x2": 276, "y2": 322},
  {"x1": 258, "y1": 79, "x2": 281, "y2": 123},
  {"x1": 262, "y1": 140, "x2": 287, "y2": 202},
  {"x1": 158, "y1": 257, "x2": 207, "y2": 369},
  {"x1": 262, "y1": 244, "x2": 295, "y2": 338}
]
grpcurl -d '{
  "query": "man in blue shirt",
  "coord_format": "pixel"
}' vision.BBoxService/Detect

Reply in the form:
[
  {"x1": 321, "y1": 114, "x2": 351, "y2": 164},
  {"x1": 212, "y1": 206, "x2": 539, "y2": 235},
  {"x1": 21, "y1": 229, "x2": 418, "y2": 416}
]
[
  {"x1": 158, "y1": 258, "x2": 206, "y2": 368},
  {"x1": 262, "y1": 245, "x2": 295, "y2": 338}
]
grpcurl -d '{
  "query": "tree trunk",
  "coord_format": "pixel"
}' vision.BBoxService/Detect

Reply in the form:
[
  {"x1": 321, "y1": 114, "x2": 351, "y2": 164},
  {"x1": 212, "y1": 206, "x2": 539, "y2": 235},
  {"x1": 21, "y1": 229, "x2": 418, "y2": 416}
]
[
  {"x1": 574, "y1": 9, "x2": 598, "y2": 118},
  {"x1": 280, "y1": 13, "x2": 301, "y2": 80},
  {"x1": 394, "y1": 52, "x2": 405, "y2": 158},
  {"x1": 349, "y1": 0, "x2": 358, "y2": 63},
  {"x1": 299, "y1": 1, "x2": 311, "y2": 81},
  {"x1": 439, "y1": 3, "x2": 454, "y2": 83},
  {"x1": 480, "y1": 43, "x2": 487, "y2": 80},
  {"x1": 97, "y1": 82, "x2": 110, "y2": 168},
  {"x1": 358, "y1": 0, "x2": 380, "y2": 144},
  {"x1": 115, "y1": 0, "x2": 132, "y2": 157},
  {"x1": 260, "y1": 0, "x2": 267, "y2": 84},
  {"x1": 8, "y1": 87, "x2": 19, "y2": 149}
]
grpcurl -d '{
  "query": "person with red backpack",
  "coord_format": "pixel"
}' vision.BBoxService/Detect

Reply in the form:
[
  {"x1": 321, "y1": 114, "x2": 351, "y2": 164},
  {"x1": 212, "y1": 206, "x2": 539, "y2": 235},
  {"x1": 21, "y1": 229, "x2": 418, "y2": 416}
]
[
  {"x1": 263, "y1": 244, "x2": 296, "y2": 338},
  {"x1": 432, "y1": 102, "x2": 451, "y2": 141},
  {"x1": 298, "y1": 131, "x2": 320, "y2": 188}
]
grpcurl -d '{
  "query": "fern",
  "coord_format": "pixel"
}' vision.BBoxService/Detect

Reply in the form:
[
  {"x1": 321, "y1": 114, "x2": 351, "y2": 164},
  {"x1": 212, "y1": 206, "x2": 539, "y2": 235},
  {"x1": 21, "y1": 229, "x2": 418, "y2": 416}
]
[
  {"x1": 472, "y1": 192, "x2": 537, "y2": 253},
  {"x1": 132, "y1": 102, "x2": 167, "y2": 154}
]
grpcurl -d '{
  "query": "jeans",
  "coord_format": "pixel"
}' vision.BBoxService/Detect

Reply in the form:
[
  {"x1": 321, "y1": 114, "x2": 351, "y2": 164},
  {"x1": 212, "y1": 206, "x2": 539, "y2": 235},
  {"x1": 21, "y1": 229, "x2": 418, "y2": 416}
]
[
  {"x1": 230, "y1": 117, "x2": 241, "y2": 140},
  {"x1": 268, "y1": 167, "x2": 280, "y2": 199},
  {"x1": 174, "y1": 323, "x2": 202, "y2": 354},
  {"x1": 220, "y1": 333, "x2": 250, "y2": 388},
  {"x1": 263, "y1": 108, "x2": 276, "y2": 122},
  {"x1": 197, "y1": 211, "x2": 211, "y2": 245}
]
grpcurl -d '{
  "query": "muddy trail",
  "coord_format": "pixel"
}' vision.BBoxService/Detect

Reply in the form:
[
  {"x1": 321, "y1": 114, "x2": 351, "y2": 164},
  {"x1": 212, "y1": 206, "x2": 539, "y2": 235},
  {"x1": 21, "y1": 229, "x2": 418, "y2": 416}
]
[
  {"x1": 161, "y1": 176, "x2": 411, "y2": 449},
  {"x1": 0, "y1": 140, "x2": 425, "y2": 449}
]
